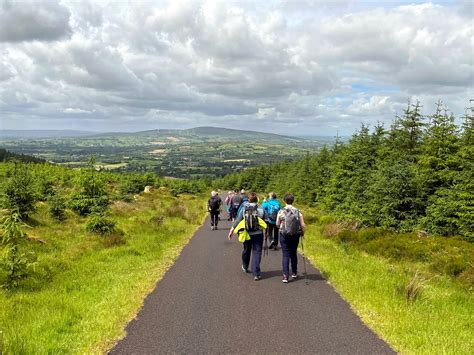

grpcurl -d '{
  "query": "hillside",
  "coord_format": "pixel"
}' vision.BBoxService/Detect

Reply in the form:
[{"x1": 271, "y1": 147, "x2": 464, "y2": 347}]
[
  {"x1": 90, "y1": 127, "x2": 308, "y2": 144},
  {"x1": 0, "y1": 148, "x2": 45, "y2": 163},
  {"x1": 0, "y1": 127, "x2": 325, "y2": 178}
]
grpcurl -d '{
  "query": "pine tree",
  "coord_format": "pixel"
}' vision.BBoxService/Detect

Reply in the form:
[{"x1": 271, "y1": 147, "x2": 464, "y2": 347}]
[
  {"x1": 1, "y1": 162, "x2": 37, "y2": 219},
  {"x1": 422, "y1": 105, "x2": 473, "y2": 240},
  {"x1": 419, "y1": 101, "x2": 460, "y2": 200},
  {"x1": 323, "y1": 124, "x2": 377, "y2": 222},
  {"x1": 390, "y1": 101, "x2": 425, "y2": 161}
]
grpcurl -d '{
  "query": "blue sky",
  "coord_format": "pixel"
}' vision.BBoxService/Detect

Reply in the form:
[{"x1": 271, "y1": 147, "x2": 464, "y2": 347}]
[{"x1": 0, "y1": 0, "x2": 472, "y2": 136}]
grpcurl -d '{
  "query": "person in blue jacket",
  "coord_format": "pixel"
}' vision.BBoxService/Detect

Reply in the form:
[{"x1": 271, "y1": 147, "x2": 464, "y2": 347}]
[{"x1": 262, "y1": 192, "x2": 282, "y2": 250}]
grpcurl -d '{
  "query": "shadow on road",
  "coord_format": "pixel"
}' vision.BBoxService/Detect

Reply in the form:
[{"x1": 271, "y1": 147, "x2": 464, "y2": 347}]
[{"x1": 260, "y1": 269, "x2": 326, "y2": 282}]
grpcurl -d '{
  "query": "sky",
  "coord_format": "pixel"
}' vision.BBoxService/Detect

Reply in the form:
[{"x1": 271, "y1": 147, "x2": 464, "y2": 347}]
[{"x1": 0, "y1": 0, "x2": 472, "y2": 136}]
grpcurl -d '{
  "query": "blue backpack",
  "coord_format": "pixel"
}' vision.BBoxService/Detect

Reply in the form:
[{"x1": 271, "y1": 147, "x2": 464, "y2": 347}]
[{"x1": 267, "y1": 202, "x2": 280, "y2": 222}]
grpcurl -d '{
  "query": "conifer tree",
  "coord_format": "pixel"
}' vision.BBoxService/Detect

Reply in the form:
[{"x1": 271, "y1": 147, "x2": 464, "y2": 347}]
[
  {"x1": 390, "y1": 101, "x2": 425, "y2": 161},
  {"x1": 1, "y1": 162, "x2": 37, "y2": 219},
  {"x1": 422, "y1": 105, "x2": 473, "y2": 239}
]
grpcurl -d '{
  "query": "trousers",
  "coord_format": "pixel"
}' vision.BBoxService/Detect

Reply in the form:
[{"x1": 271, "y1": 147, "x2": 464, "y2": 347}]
[
  {"x1": 267, "y1": 223, "x2": 279, "y2": 247},
  {"x1": 242, "y1": 232, "x2": 264, "y2": 277},
  {"x1": 280, "y1": 233, "x2": 301, "y2": 276},
  {"x1": 210, "y1": 211, "x2": 219, "y2": 227}
]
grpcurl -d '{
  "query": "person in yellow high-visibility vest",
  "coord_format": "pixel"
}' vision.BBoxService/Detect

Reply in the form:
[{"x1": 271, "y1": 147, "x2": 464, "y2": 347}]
[{"x1": 228, "y1": 192, "x2": 267, "y2": 281}]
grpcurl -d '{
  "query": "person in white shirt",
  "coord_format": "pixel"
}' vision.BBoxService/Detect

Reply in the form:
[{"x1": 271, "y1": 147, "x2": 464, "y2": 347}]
[{"x1": 276, "y1": 194, "x2": 306, "y2": 283}]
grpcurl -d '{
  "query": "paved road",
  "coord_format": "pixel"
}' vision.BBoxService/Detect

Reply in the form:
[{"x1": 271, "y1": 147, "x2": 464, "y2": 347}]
[{"x1": 111, "y1": 214, "x2": 394, "y2": 354}]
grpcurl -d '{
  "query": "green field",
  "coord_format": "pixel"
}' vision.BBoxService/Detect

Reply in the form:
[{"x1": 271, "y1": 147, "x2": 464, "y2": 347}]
[
  {"x1": 0, "y1": 191, "x2": 207, "y2": 353},
  {"x1": 0, "y1": 127, "x2": 325, "y2": 178}
]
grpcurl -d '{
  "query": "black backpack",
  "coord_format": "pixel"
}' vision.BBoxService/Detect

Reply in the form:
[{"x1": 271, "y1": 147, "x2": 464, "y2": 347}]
[
  {"x1": 244, "y1": 205, "x2": 260, "y2": 232},
  {"x1": 209, "y1": 196, "x2": 220, "y2": 211},
  {"x1": 232, "y1": 194, "x2": 242, "y2": 208}
]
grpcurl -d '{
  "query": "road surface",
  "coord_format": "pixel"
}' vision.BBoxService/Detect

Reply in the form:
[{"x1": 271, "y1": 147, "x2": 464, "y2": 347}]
[{"x1": 111, "y1": 215, "x2": 394, "y2": 354}]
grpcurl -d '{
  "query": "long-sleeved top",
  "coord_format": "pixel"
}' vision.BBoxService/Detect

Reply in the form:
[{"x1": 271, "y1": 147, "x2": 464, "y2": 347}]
[
  {"x1": 234, "y1": 217, "x2": 267, "y2": 242},
  {"x1": 262, "y1": 199, "x2": 282, "y2": 224},
  {"x1": 276, "y1": 204, "x2": 306, "y2": 234}
]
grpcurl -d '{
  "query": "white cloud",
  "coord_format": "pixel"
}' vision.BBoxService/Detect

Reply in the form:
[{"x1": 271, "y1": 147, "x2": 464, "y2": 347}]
[
  {"x1": 0, "y1": 0, "x2": 472, "y2": 135},
  {"x1": 0, "y1": 0, "x2": 71, "y2": 42},
  {"x1": 63, "y1": 107, "x2": 92, "y2": 114}
]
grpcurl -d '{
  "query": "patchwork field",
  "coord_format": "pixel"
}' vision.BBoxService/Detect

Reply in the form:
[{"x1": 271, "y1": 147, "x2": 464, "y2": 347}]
[{"x1": 0, "y1": 127, "x2": 328, "y2": 178}]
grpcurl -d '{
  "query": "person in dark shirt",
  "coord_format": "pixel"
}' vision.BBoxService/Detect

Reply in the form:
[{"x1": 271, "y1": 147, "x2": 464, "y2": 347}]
[{"x1": 208, "y1": 191, "x2": 222, "y2": 230}]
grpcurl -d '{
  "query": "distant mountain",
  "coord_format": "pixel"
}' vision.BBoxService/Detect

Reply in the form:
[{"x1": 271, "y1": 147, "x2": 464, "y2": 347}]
[
  {"x1": 0, "y1": 127, "x2": 322, "y2": 144},
  {"x1": 97, "y1": 126, "x2": 308, "y2": 144},
  {"x1": 0, "y1": 130, "x2": 96, "y2": 138},
  {"x1": 0, "y1": 126, "x2": 322, "y2": 178}
]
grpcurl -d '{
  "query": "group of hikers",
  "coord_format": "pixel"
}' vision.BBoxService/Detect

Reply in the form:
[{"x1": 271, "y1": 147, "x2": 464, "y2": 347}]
[{"x1": 207, "y1": 190, "x2": 306, "y2": 283}]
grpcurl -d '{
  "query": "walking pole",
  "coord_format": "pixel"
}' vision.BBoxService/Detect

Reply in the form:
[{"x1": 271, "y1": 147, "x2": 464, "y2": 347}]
[
  {"x1": 263, "y1": 232, "x2": 269, "y2": 257},
  {"x1": 300, "y1": 236, "x2": 309, "y2": 285}
]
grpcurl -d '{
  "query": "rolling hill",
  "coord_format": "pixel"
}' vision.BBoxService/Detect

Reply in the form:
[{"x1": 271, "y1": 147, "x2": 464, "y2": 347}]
[{"x1": 0, "y1": 127, "x2": 327, "y2": 178}]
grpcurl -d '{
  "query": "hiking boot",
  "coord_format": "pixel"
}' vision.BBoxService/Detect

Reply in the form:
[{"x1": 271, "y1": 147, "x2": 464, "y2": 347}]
[
  {"x1": 254, "y1": 275, "x2": 261, "y2": 281},
  {"x1": 282, "y1": 275, "x2": 289, "y2": 283},
  {"x1": 291, "y1": 273, "x2": 298, "y2": 279},
  {"x1": 241, "y1": 265, "x2": 249, "y2": 273}
]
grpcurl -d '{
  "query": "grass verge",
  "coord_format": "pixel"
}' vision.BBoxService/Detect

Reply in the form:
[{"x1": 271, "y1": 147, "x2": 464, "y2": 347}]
[
  {"x1": 301, "y1": 208, "x2": 474, "y2": 354},
  {"x1": 0, "y1": 190, "x2": 207, "y2": 353}
]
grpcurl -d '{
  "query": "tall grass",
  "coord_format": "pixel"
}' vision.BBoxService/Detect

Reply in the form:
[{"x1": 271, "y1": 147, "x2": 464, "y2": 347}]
[
  {"x1": 0, "y1": 191, "x2": 207, "y2": 353},
  {"x1": 300, "y1": 208, "x2": 474, "y2": 354}
]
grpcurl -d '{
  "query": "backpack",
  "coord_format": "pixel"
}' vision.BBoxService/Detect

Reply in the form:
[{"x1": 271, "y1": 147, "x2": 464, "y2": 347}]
[
  {"x1": 209, "y1": 196, "x2": 220, "y2": 211},
  {"x1": 267, "y1": 202, "x2": 280, "y2": 222},
  {"x1": 232, "y1": 194, "x2": 242, "y2": 208},
  {"x1": 282, "y1": 207, "x2": 301, "y2": 236},
  {"x1": 244, "y1": 205, "x2": 260, "y2": 232}
]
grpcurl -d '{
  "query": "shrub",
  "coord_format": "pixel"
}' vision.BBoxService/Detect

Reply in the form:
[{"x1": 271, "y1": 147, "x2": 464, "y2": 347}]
[
  {"x1": 37, "y1": 178, "x2": 55, "y2": 201},
  {"x1": 164, "y1": 203, "x2": 187, "y2": 218},
  {"x1": 120, "y1": 172, "x2": 157, "y2": 195},
  {"x1": 69, "y1": 194, "x2": 109, "y2": 216},
  {"x1": 0, "y1": 211, "x2": 36, "y2": 289},
  {"x1": 430, "y1": 253, "x2": 469, "y2": 277},
  {"x1": 70, "y1": 156, "x2": 110, "y2": 216},
  {"x1": 458, "y1": 266, "x2": 474, "y2": 290},
  {"x1": 444, "y1": 259, "x2": 468, "y2": 277},
  {"x1": 358, "y1": 227, "x2": 387, "y2": 243},
  {"x1": 1, "y1": 162, "x2": 37, "y2": 219},
  {"x1": 319, "y1": 215, "x2": 335, "y2": 224},
  {"x1": 184, "y1": 211, "x2": 201, "y2": 224},
  {"x1": 102, "y1": 231, "x2": 126, "y2": 247},
  {"x1": 85, "y1": 214, "x2": 117, "y2": 237},
  {"x1": 361, "y1": 234, "x2": 431, "y2": 262},
  {"x1": 48, "y1": 195, "x2": 67, "y2": 221},
  {"x1": 149, "y1": 215, "x2": 164, "y2": 228},
  {"x1": 303, "y1": 211, "x2": 320, "y2": 224},
  {"x1": 121, "y1": 194, "x2": 134, "y2": 203},
  {"x1": 323, "y1": 222, "x2": 344, "y2": 238},
  {"x1": 336, "y1": 230, "x2": 358, "y2": 244}
]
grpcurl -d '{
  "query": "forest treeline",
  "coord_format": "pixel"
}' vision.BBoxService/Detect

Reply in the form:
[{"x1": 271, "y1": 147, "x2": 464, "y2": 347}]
[
  {"x1": 0, "y1": 148, "x2": 45, "y2": 163},
  {"x1": 216, "y1": 102, "x2": 473, "y2": 242}
]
